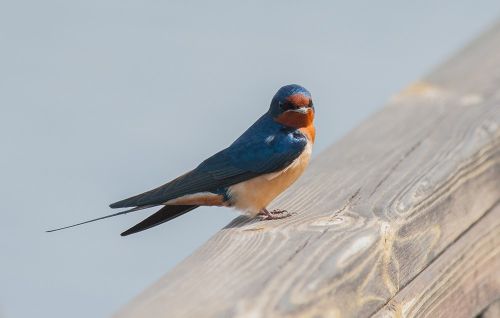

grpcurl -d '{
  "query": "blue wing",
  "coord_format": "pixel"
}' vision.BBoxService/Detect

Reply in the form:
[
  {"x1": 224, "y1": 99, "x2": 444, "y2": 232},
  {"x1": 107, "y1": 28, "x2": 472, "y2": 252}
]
[
  {"x1": 223, "y1": 115, "x2": 307, "y2": 174},
  {"x1": 109, "y1": 114, "x2": 307, "y2": 209}
]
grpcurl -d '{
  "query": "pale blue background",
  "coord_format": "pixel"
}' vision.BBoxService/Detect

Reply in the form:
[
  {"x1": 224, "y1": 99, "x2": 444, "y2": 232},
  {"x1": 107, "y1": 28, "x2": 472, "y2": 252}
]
[{"x1": 1, "y1": 1, "x2": 499, "y2": 317}]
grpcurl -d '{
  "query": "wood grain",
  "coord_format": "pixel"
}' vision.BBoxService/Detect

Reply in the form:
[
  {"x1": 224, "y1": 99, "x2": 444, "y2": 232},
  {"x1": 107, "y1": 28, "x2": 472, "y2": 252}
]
[
  {"x1": 479, "y1": 298, "x2": 500, "y2": 318},
  {"x1": 115, "y1": 22, "x2": 500, "y2": 318},
  {"x1": 372, "y1": 203, "x2": 500, "y2": 318}
]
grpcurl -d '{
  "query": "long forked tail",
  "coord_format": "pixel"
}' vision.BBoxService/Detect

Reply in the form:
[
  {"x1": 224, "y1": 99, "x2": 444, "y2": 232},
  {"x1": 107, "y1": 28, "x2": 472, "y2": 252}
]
[
  {"x1": 121, "y1": 205, "x2": 198, "y2": 236},
  {"x1": 46, "y1": 204, "x2": 198, "y2": 235},
  {"x1": 46, "y1": 205, "x2": 156, "y2": 233}
]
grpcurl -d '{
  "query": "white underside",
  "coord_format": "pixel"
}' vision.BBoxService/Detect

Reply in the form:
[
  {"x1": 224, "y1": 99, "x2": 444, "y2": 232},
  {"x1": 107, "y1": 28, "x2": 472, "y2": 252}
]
[{"x1": 228, "y1": 141, "x2": 312, "y2": 216}]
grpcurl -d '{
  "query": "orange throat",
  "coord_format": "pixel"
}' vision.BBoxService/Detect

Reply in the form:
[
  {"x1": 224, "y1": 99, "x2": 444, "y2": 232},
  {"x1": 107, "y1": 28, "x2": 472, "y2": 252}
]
[
  {"x1": 276, "y1": 109, "x2": 315, "y2": 142},
  {"x1": 299, "y1": 125, "x2": 316, "y2": 143}
]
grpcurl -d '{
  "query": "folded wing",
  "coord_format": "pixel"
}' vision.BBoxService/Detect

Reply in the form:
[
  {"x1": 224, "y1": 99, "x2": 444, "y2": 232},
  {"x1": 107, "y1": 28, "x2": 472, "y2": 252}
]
[{"x1": 110, "y1": 127, "x2": 307, "y2": 210}]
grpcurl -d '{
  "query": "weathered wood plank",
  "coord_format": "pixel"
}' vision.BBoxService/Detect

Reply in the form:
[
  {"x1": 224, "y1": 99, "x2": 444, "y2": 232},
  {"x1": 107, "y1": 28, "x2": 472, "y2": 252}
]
[
  {"x1": 372, "y1": 203, "x2": 500, "y2": 318},
  {"x1": 479, "y1": 298, "x2": 500, "y2": 318},
  {"x1": 115, "y1": 22, "x2": 500, "y2": 318}
]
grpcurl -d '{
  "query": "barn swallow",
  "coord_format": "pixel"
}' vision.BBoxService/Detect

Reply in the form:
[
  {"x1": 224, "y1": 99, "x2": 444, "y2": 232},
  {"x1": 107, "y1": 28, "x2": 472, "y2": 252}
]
[{"x1": 48, "y1": 84, "x2": 315, "y2": 236}]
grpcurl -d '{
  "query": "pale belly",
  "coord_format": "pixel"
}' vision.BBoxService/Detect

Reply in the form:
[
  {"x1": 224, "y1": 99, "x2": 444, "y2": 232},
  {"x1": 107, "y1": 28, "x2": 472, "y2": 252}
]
[{"x1": 228, "y1": 142, "x2": 312, "y2": 216}]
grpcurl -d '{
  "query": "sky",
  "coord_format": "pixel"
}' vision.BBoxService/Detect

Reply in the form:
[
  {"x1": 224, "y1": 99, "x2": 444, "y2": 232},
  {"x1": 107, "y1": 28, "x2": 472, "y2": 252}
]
[{"x1": 1, "y1": 1, "x2": 499, "y2": 317}]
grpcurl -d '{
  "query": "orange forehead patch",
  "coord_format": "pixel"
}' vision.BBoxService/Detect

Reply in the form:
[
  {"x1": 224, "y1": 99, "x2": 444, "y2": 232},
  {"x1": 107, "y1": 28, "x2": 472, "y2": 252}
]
[{"x1": 287, "y1": 94, "x2": 310, "y2": 107}]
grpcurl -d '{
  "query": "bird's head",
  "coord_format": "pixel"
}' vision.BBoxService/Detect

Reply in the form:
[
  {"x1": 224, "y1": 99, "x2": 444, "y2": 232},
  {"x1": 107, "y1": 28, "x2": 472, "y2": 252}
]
[{"x1": 268, "y1": 84, "x2": 314, "y2": 129}]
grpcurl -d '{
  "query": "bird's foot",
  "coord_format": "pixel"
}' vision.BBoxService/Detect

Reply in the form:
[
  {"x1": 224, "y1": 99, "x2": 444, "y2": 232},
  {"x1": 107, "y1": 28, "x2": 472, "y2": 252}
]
[{"x1": 258, "y1": 208, "x2": 292, "y2": 220}]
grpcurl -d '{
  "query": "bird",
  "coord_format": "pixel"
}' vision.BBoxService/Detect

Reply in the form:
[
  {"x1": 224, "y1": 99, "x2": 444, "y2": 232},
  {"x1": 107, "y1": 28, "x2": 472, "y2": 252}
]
[{"x1": 47, "y1": 84, "x2": 315, "y2": 236}]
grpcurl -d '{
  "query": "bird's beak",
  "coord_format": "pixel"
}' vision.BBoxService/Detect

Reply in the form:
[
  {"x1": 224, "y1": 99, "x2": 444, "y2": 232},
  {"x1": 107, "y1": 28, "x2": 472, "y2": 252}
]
[{"x1": 290, "y1": 107, "x2": 310, "y2": 114}]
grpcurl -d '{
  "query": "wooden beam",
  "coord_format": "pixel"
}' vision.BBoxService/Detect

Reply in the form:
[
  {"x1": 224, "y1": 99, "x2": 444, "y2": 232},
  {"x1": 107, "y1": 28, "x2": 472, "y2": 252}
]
[
  {"x1": 115, "y1": 22, "x2": 500, "y2": 318},
  {"x1": 372, "y1": 203, "x2": 500, "y2": 318},
  {"x1": 480, "y1": 298, "x2": 500, "y2": 318}
]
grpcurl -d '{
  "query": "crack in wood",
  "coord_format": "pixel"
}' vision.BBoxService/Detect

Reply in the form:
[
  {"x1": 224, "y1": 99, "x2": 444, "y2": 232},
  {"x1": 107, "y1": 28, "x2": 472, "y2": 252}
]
[
  {"x1": 370, "y1": 199, "x2": 500, "y2": 317},
  {"x1": 369, "y1": 140, "x2": 423, "y2": 198},
  {"x1": 329, "y1": 187, "x2": 361, "y2": 221}
]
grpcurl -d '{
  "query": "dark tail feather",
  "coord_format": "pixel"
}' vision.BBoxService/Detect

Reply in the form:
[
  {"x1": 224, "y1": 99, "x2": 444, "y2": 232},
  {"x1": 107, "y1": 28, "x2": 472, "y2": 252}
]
[
  {"x1": 121, "y1": 205, "x2": 198, "y2": 236},
  {"x1": 46, "y1": 205, "x2": 156, "y2": 233}
]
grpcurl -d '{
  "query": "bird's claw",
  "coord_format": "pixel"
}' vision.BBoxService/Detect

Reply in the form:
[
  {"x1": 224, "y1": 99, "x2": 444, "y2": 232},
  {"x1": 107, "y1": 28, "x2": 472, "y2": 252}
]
[{"x1": 258, "y1": 209, "x2": 292, "y2": 220}]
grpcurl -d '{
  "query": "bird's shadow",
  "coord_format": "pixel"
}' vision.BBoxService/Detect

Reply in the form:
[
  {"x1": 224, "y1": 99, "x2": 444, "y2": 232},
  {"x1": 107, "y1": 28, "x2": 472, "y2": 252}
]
[
  {"x1": 223, "y1": 215, "x2": 261, "y2": 229},
  {"x1": 222, "y1": 213, "x2": 294, "y2": 230}
]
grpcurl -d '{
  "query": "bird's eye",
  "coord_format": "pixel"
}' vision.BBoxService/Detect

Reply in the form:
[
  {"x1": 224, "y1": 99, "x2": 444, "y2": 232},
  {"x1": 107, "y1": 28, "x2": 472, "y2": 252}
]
[
  {"x1": 308, "y1": 99, "x2": 313, "y2": 108},
  {"x1": 279, "y1": 101, "x2": 294, "y2": 111}
]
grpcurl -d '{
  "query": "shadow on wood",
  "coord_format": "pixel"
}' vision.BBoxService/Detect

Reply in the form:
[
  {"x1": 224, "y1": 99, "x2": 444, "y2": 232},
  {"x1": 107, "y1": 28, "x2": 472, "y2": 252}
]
[{"x1": 115, "y1": 22, "x2": 500, "y2": 318}]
